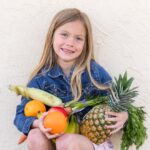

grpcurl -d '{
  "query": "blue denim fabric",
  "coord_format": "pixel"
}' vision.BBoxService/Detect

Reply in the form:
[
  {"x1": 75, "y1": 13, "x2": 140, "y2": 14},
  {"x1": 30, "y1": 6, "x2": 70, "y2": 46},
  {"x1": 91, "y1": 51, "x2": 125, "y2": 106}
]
[{"x1": 14, "y1": 60, "x2": 112, "y2": 135}]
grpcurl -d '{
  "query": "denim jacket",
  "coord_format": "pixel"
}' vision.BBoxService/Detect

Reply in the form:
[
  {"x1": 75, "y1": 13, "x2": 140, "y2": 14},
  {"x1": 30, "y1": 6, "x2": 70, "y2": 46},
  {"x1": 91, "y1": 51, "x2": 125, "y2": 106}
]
[{"x1": 14, "y1": 60, "x2": 112, "y2": 135}]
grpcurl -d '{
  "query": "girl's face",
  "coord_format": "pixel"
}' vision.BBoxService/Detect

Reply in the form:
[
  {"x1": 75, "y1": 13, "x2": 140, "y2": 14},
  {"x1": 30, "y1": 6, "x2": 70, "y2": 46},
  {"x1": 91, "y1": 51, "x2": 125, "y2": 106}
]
[{"x1": 53, "y1": 20, "x2": 86, "y2": 66}]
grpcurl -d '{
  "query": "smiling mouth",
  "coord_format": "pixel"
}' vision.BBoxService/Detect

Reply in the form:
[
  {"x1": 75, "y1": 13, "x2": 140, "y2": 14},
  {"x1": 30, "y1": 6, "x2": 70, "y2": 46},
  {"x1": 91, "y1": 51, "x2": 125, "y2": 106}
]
[{"x1": 61, "y1": 48, "x2": 74, "y2": 54}]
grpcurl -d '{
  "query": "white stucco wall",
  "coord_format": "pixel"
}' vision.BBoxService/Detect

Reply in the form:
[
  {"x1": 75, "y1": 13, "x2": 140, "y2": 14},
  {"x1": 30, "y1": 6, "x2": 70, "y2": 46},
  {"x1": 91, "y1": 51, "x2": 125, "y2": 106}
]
[{"x1": 0, "y1": 0, "x2": 150, "y2": 149}]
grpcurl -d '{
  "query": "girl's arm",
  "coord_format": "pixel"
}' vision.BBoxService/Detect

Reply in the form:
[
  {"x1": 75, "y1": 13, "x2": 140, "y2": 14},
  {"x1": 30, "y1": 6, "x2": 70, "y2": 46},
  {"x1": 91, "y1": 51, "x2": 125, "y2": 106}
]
[
  {"x1": 13, "y1": 75, "x2": 43, "y2": 135},
  {"x1": 14, "y1": 98, "x2": 36, "y2": 135}
]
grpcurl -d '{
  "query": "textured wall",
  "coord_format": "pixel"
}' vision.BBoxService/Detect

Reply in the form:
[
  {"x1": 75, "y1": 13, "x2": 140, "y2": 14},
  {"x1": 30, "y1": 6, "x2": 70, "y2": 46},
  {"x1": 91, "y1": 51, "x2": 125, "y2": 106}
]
[{"x1": 0, "y1": 0, "x2": 150, "y2": 149}]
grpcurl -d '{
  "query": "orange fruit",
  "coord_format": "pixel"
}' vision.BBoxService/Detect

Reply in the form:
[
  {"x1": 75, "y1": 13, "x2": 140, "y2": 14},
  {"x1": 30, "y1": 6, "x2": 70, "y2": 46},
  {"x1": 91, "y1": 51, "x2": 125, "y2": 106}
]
[
  {"x1": 24, "y1": 100, "x2": 46, "y2": 117},
  {"x1": 43, "y1": 111, "x2": 67, "y2": 134}
]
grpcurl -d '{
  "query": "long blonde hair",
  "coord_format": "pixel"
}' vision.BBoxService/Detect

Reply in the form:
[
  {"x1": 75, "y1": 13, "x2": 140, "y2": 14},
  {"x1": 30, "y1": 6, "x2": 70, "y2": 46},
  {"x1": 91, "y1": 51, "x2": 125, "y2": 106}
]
[{"x1": 29, "y1": 8, "x2": 109, "y2": 100}]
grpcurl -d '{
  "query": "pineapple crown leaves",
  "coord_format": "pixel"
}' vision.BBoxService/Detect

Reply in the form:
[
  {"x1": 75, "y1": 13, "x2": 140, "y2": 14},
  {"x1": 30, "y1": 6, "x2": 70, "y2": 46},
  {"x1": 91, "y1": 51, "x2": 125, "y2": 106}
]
[
  {"x1": 114, "y1": 72, "x2": 139, "y2": 99},
  {"x1": 108, "y1": 71, "x2": 139, "y2": 112}
]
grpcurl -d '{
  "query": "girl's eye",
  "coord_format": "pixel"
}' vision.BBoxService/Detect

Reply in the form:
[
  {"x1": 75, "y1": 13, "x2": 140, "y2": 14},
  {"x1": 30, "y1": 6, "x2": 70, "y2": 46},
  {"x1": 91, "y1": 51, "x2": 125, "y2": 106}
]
[
  {"x1": 61, "y1": 33, "x2": 68, "y2": 37},
  {"x1": 76, "y1": 37, "x2": 83, "y2": 41}
]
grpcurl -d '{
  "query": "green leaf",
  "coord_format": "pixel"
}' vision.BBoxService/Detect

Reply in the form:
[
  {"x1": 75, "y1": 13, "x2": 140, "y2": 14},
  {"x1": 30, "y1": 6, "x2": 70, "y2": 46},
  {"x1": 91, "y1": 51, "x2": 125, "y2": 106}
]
[{"x1": 121, "y1": 105, "x2": 147, "y2": 150}]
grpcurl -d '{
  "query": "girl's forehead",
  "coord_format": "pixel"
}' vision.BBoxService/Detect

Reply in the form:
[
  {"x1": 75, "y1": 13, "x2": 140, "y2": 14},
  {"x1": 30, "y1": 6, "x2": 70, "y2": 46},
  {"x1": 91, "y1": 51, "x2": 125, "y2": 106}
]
[{"x1": 55, "y1": 20, "x2": 86, "y2": 36}]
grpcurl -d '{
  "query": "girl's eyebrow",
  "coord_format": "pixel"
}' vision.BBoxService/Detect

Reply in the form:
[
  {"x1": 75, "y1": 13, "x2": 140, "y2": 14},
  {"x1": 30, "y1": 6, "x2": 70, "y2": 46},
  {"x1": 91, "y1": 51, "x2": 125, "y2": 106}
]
[{"x1": 61, "y1": 30, "x2": 85, "y2": 37}]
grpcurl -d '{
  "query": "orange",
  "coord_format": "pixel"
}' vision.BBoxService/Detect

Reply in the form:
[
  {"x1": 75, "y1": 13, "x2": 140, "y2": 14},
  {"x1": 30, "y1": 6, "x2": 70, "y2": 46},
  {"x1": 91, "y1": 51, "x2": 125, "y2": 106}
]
[
  {"x1": 24, "y1": 100, "x2": 46, "y2": 117},
  {"x1": 43, "y1": 111, "x2": 67, "y2": 134}
]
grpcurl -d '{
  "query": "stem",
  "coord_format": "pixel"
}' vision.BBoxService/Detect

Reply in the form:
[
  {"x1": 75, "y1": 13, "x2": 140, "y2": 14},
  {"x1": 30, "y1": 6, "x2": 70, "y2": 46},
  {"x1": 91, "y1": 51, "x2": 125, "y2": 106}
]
[{"x1": 65, "y1": 96, "x2": 108, "y2": 112}]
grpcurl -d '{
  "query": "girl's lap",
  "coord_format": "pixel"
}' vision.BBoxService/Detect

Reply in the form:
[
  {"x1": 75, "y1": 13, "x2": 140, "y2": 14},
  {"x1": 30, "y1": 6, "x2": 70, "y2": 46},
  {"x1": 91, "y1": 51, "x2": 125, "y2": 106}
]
[
  {"x1": 56, "y1": 133, "x2": 94, "y2": 150},
  {"x1": 56, "y1": 133, "x2": 114, "y2": 150},
  {"x1": 93, "y1": 140, "x2": 114, "y2": 150}
]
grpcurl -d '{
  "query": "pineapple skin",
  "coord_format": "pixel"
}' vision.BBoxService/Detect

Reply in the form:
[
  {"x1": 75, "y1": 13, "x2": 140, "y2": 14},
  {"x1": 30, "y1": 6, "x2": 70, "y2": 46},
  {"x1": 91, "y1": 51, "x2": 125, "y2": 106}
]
[{"x1": 80, "y1": 104, "x2": 113, "y2": 144}]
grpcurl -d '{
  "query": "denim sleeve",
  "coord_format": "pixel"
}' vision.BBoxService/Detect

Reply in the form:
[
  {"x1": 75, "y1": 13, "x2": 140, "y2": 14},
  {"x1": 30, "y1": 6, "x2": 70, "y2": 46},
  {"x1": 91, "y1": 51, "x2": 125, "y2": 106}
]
[
  {"x1": 13, "y1": 75, "x2": 42, "y2": 135},
  {"x1": 91, "y1": 60, "x2": 112, "y2": 96},
  {"x1": 91, "y1": 61, "x2": 112, "y2": 83},
  {"x1": 13, "y1": 98, "x2": 36, "y2": 135}
]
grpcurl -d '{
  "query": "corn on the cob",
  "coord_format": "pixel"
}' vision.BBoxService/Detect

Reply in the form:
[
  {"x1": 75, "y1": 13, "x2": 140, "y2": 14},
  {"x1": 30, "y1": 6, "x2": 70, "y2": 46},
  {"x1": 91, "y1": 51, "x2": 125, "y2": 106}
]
[{"x1": 9, "y1": 85, "x2": 63, "y2": 107}]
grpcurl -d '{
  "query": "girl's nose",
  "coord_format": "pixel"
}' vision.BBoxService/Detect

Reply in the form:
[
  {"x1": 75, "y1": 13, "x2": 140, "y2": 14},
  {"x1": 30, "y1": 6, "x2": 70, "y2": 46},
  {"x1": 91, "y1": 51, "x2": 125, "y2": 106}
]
[{"x1": 66, "y1": 38, "x2": 74, "y2": 47}]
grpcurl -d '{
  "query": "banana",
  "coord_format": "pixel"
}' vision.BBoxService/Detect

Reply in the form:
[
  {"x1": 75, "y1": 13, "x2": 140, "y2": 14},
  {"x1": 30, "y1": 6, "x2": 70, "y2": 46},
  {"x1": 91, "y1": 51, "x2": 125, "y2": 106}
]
[
  {"x1": 65, "y1": 115, "x2": 79, "y2": 134},
  {"x1": 75, "y1": 119, "x2": 80, "y2": 133}
]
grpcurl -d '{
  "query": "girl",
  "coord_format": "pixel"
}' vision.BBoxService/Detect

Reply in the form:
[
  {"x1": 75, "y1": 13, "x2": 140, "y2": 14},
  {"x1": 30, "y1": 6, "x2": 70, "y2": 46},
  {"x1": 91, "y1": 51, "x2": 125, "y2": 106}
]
[{"x1": 14, "y1": 8, "x2": 128, "y2": 150}]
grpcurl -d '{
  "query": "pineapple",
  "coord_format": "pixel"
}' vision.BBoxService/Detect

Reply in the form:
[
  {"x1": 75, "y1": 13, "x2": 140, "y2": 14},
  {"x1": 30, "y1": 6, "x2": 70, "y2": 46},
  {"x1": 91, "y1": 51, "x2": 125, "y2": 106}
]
[{"x1": 80, "y1": 72, "x2": 138, "y2": 144}]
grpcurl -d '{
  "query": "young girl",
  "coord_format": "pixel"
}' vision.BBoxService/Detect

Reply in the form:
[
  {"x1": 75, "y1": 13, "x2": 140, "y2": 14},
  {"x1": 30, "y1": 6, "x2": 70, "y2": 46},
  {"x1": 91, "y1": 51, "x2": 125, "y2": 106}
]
[{"x1": 14, "y1": 8, "x2": 128, "y2": 150}]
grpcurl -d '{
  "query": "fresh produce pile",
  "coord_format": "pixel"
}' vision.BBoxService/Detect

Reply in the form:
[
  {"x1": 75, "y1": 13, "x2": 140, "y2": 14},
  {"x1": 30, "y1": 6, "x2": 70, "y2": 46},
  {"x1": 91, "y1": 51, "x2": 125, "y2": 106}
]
[{"x1": 10, "y1": 72, "x2": 147, "y2": 150}]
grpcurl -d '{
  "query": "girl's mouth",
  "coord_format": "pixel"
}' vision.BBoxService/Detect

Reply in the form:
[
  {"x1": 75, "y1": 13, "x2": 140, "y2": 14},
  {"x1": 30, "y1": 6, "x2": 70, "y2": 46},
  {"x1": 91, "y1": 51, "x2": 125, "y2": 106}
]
[{"x1": 61, "y1": 48, "x2": 74, "y2": 54}]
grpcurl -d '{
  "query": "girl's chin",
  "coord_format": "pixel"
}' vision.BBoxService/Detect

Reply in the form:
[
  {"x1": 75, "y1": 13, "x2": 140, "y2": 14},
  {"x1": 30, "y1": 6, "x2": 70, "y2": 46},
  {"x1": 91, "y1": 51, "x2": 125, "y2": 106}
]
[{"x1": 58, "y1": 58, "x2": 76, "y2": 64}]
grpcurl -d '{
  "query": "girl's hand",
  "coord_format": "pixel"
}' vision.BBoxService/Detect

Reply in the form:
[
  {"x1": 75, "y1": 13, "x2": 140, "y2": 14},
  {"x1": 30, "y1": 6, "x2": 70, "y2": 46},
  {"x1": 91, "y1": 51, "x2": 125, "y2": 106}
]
[
  {"x1": 38, "y1": 112, "x2": 64, "y2": 139},
  {"x1": 105, "y1": 111, "x2": 128, "y2": 135}
]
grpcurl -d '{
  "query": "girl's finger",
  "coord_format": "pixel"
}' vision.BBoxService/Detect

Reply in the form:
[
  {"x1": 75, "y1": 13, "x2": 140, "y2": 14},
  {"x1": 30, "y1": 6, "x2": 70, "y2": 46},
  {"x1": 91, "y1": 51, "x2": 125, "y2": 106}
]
[
  {"x1": 38, "y1": 113, "x2": 49, "y2": 129},
  {"x1": 105, "y1": 111, "x2": 118, "y2": 117},
  {"x1": 39, "y1": 120, "x2": 52, "y2": 133},
  {"x1": 105, "y1": 117, "x2": 118, "y2": 122},
  {"x1": 40, "y1": 126, "x2": 51, "y2": 133},
  {"x1": 106, "y1": 122, "x2": 122, "y2": 129},
  {"x1": 45, "y1": 133, "x2": 58, "y2": 139},
  {"x1": 43, "y1": 128, "x2": 51, "y2": 134},
  {"x1": 46, "y1": 132, "x2": 64, "y2": 139},
  {"x1": 106, "y1": 124, "x2": 118, "y2": 129},
  {"x1": 39, "y1": 112, "x2": 48, "y2": 121},
  {"x1": 110, "y1": 125, "x2": 123, "y2": 135}
]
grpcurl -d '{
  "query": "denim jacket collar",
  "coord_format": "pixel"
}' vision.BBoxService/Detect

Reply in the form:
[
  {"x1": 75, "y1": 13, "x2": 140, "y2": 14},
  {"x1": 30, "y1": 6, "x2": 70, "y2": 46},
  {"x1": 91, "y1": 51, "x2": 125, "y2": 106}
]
[
  {"x1": 48, "y1": 65, "x2": 64, "y2": 78},
  {"x1": 48, "y1": 64, "x2": 75, "y2": 79}
]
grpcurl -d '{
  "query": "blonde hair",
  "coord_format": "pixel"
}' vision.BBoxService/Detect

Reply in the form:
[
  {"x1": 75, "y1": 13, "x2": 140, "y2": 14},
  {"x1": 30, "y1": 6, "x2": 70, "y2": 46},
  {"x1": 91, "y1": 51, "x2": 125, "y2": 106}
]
[{"x1": 29, "y1": 8, "x2": 109, "y2": 100}]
